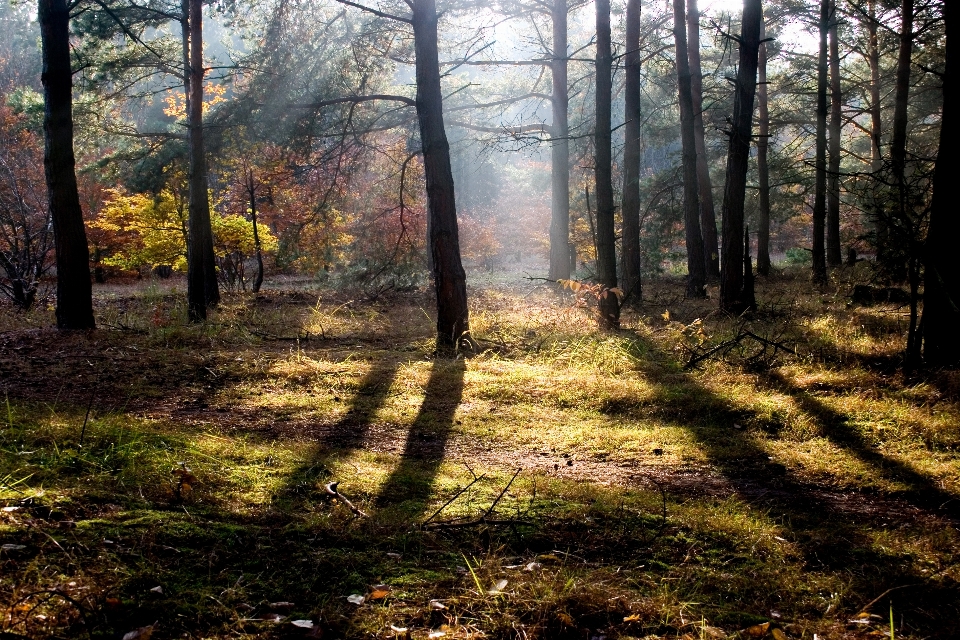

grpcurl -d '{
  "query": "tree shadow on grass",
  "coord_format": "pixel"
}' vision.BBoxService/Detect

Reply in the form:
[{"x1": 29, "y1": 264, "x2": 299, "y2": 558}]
[
  {"x1": 375, "y1": 358, "x2": 465, "y2": 514},
  {"x1": 619, "y1": 336, "x2": 959, "y2": 632},
  {"x1": 279, "y1": 355, "x2": 401, "y2": 497}
]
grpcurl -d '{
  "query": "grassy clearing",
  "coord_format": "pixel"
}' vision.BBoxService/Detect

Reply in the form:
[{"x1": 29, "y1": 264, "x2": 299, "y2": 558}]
[{"x1": 1, "y1": 269, "x2": 958, "y2": 639}]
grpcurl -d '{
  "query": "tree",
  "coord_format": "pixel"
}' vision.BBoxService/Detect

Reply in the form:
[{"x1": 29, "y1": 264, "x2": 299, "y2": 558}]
[
  {"x1": 718, "y1": 0, "x2": 762, "y2": 313},
  {"x1": 549, "y1": 0, "x2": 572, "y2": 281},
  {"x1": 921, "y1": 0, "x2": 957, "y2": 366},
  {"x1": 620, "y1": 0, "x2": 643, "y2": 302},
  {"x1": 756, "y1": 17, "x2": 771, "y2": 276},
  {"x1": 826, "y1": 0, "x2": 842, "y2": 266},
  {"x1": 412, "y1": 0, "x2": 470, "y2": 346},
  {"x1": 673, "y1": 0, "x2": 706, "y2": 299},
  {"x1": 39, "y1": 0, "x2": 95, "y2": 329},
  {"x1": 593, "y1": 0, "x2": 619, "y2": 328},
  {"x1": 811, "y1": 0, "x2": 829, "y2": 284},
  {"x1": 885, "y1": 0, "x2": 913, "y2": 282},
  {"x1": 186, "y1": 0, "x2": 218, "y2": 321},
  {"x1": 687, "y1": 0, "x2": 720, "y2": 278}
]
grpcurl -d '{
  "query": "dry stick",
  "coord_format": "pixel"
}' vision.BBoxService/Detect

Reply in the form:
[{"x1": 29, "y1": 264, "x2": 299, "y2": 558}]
[
  {"x1": 78, "y1": 385, "x2": 97, "y2": 447},
  {"x1": 481, "y1": 467, "x2": 522, "y2": 520},
  {"x1": 422, "y1": 474, "x2": 487, "y2": 526},
  {"x1": 858, "y1": 584, "x2": 920, "y2": 614},
  {"x1": 325, "y1": 481, "x2": 367, "y2": 518},
  {"x1": 426, "y1": 468, "x2": 526, "y2": 529}
]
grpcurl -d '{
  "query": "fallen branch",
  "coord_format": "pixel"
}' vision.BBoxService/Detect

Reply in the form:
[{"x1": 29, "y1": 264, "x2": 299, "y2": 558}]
[
  {"x1": 422, "y1": 474, "x2": 486, "y2": 526},
  {"x1": 423, "y1": 468, "x2": 523, "y2": 529},
  {"x1": 325, "y1": 481, "x2": 367, "y2": 518}
]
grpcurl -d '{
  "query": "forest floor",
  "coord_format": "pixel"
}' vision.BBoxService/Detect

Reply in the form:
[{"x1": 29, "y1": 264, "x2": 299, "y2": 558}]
[{"x1": 1, "y1": 265, "x2": 958, "y2": 640}]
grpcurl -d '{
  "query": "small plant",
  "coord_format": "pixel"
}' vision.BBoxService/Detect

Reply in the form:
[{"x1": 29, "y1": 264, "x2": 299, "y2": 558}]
[{"x1": 557, "y1": 279, "x2": 623, "y2": 326}]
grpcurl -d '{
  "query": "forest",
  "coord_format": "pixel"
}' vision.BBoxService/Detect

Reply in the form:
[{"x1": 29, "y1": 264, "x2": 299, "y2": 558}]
[{"x1": 0, "y1": 0, "x2": 957, "y2": 637}]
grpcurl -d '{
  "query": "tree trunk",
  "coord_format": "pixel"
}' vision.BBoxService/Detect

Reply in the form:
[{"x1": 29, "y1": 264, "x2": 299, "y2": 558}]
[
  {"x1": 867, "y1": 0, "x2": 882, "y2": 172},
  {"x1": 248, "y1": 169, "x2": 264, "y2": 294},
  {"x1": 826, "y1": 0, "x2": 842, "y2": 266},
  {"x1": 921, "y1": 0, "x2": 958, "y2": 365},
  {"x1": 687, "y1": 0, "x2": 720, "y2": 278},
  {"x1": 742, "y1": 224, "x2": 755, "y2": 310},
  {"x1": 548, "y1": 0, "x2": 571, "y2": 281},
  {"x1": 812, "y1": 0, "x2": 829, "y2": 284},
  {"x1": 185, "y1": 0, "x2": 219, "y2": 321},
  {"x1": 620, "y1": 0, "x2": 642, "y2": 303},
  {"x1": 673, "y1": 0, "x2": 706, "y2": 299},
  {"x1": 888, "y1": 0, "x2": 913, "y2": 282},
  {"x1": 412, "y1": 0, "x2": 470, "y2": 347},
  {"x1": 718, "y1": 0, "x2": 762, "y2": 312},
  {"x1": 594, "y1": 0, "x2": 619, "y2": 327},
  {"x1": 756, "y1": 18, "x2": 771, "y2": 276},
  {"x1": 39, "y1": 0, "x2": 95, "y2": 330}
]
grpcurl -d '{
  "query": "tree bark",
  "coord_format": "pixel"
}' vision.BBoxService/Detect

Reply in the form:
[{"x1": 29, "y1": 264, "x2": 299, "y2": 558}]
[
  {"x1": 719, "y1": 0, "x2": 762, "y2": 313},
  {"x1": 812, "y1": 0, "x2": 829, "y2": 284},
  {"x1": 412, "y1": 0, "x2": 470, "y2": 346},
  {"x1": 756, "y1": 18, "x2": 771, "y2": 276},
  {"x1": 867, "y1": 0, "x2": 882, "y2": 172},
  {"x1": 827, "y1": 0, "x2": 842, "y2": 266},
  {"x1": 620, "y1": 0, "x2": 642, "y2": 303},
  {"x1": 548, "y1": 0, "x2": 571, "y2": 281},
  {"x1": 594, "y1": 0, "x2": 619, "y2": 327},
  {"x1": 186, "y1": 0, "x2": 219, "y2": 321},
  {"x1": 248, "y1": 169, "x2": 264, "y2": 294},
  {"x1": 673, "y1": 0, "x2": 706, "y2": 299},
  {"x1": 889, "y1": 0, "x2": 913, "y2": 244},
  {"x1": 39, "y1": 0, "x2": 95, "y2": 330},
  {"x1": 921, "y1": 0, "x2": 958, "y2": 366},
  {"x1": 687, "y1": 0, "x2": 720, "y2": 278}
]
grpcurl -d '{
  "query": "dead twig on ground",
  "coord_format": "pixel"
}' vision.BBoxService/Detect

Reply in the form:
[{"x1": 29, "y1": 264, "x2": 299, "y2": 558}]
[
  {"x1": 423, "y1": 467, "x2": 524, "y2": 529},
  {"x1": 325, "y1": 481, "x2": 367, "y2": 518}
]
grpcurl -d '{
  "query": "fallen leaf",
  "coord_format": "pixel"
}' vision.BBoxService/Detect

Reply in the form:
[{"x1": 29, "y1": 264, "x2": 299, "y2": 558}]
[
  {"x1": 741, "y1": 622, "x2": 770, "y2": 637},
  {"x1": 429, "y1": 599, "x2": 446, "y2": 610},
  {"x1": 369, "y1": 585, "x2": 391, "y2": 600},
  {"x1": 557, "y1": 612, "x2": 574, "y2": 625},
  {"x1": 427, "y1": 632, "x2": 446, "y2": 639},
  {"x1": 386, "y1": 552, "x2": 402, "y2": 559},
  {"x1": 390, "y1": 625, "x2": 409, "y2": 632},
  {"x1": 121, "y1": 623, "x2": 155, "y2": 640},
  {"x1": 700, "y1": 625, "x2": 726, "y2": 639},
  {"x1": 291, "y1": 620, "x2": 315, "y2": 628},
  {"x1": 263, "y1": 613, "x2": 284, "y2": 623},
  {"x1": 623, "y1": 614, "x2": 641, "y2": 622},
  {"x1": 269, "y1": 601, "x2": 295, "y2": 610},
  {"x1": 487, "y1": 579, "x2": 508, "y2": 594},
  {"x1": 149, "y1": 586, "x2": 163, "y2": 595},
  {"x1": 1, "y1": 544, "x2": 26, "y2": 551},
  {"x1": 347, "y1": 594, "x2": 365, "y2": 605},
  {"x1": 1, "y1": 506, "x2": 20, "y2": 512},
  {"x1": 771, "y1": 628, "x2": 788, "y2": 640},
  {"x1": 524, "y1": 562, "x2": 542, "y2": 572}
]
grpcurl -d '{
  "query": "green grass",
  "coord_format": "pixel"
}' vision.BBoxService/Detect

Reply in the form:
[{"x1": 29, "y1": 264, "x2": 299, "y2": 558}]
[{"x1": 0, "y1": 270, "x2": 958, "y2": 639}]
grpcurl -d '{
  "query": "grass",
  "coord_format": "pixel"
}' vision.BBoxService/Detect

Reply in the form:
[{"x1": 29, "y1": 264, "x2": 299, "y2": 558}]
[{"x1": 0, "y1": 267, "x2": 958, "y2": 639}]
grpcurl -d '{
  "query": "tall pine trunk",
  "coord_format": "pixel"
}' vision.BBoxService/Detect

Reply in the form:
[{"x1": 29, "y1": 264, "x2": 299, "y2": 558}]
[
  {"x1": 921, "y1": 0, "x2": 958, "y2": 365},
  {"x1": 867, "y1": 0, "x2": 882, "y2": 172},
  {"x1": 620, "y1": 0, "x2": 642, "y2": 303},
  {"x1": 412, "y1": 0, "x2": 470, "y2": 347},
  {"x1": 812, "y1": 0, "x2": 829, "y2": 284},
  {"x1": 887, "y1": 0, "x2": 913, "y2": 283},
  {"x1": 687, "y1": 0, "x2": 720, "y2": 278},
  {"x1": 673, "y1": 0, "x2": 706, "y2": 298},
  {"x1": 718, "y1": 0, "x2": 762, "y2": 312},
  {"x1": 548, "y1": 0, "x2": 571, "y2": 280},
  {"x1": 756, "y1": 18, "x2": 771, "y2": 276},
  {"x1": 186, "y1": 0, "x2": 219, "y2": 321},
  {"x1": 826, "y1": 0, "x2": 842, "y2": 266},
  {"x1": 39, "y1": 0, "x2": 95, "y2": 330},
  {"x1": 594, "y1": 0, "x2": 619, "y2": 327}
]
